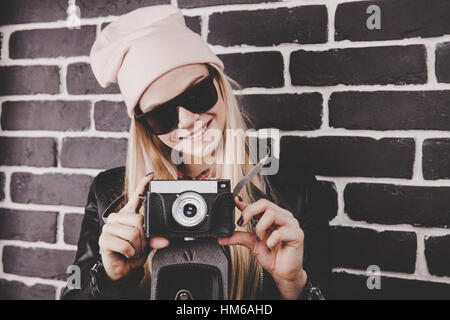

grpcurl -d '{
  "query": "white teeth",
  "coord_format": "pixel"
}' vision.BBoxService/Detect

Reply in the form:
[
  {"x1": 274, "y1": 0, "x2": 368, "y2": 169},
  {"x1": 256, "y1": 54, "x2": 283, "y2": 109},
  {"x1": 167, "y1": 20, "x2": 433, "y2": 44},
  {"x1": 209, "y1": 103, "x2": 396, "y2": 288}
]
[{"x1": 188, "y1": 121, "x2": 209, "y2": 139}]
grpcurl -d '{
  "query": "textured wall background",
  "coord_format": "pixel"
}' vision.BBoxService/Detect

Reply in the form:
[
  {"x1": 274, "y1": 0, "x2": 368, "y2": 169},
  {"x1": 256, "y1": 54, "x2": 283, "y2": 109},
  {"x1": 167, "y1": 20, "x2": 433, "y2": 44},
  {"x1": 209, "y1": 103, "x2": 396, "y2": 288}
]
[{"x1": 0, "y1": 0, "x2": 450, "y2": 300}]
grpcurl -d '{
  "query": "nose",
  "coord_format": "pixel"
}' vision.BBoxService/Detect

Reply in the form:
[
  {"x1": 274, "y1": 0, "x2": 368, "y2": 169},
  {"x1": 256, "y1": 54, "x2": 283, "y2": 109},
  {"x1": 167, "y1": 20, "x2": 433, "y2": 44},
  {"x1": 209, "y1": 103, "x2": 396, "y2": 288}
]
[{"x1": 177, "y1": 106, "x2": 200, "y2": 129}]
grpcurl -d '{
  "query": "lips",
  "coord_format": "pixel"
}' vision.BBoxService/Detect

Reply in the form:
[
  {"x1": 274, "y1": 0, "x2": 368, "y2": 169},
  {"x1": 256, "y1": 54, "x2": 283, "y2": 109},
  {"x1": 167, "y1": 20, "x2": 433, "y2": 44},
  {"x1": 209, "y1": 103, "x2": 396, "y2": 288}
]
[{"x1": 181, "y1": 119, "x2": 212, "y2": 140}]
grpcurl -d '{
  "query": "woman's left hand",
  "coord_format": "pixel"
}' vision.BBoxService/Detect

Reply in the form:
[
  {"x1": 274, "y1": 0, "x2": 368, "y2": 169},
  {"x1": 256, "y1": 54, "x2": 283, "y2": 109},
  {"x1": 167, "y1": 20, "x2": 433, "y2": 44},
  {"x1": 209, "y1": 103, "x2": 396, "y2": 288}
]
[{"x1": 218, "y1": 196, "x2": 307, "y2": 300}]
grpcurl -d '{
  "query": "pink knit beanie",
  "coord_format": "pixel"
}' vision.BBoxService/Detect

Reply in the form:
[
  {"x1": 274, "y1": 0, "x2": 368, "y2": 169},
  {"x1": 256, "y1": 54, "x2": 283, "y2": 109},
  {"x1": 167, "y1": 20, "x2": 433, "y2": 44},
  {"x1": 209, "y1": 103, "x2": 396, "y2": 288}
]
[{"x1": 89, "y1": 4, "x2": 224, "y2": 118}]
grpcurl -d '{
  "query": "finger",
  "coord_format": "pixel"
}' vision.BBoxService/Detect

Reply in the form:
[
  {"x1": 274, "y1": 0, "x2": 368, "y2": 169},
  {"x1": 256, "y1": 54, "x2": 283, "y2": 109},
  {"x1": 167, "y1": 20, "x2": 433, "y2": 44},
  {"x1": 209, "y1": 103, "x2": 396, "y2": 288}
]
[
  {"x1": 234, "y1": 195, "x2": 249, "y2": 212},
  {"x1": 266, "y1": 226, "x2": 303, "y2": 250},
  {"x1": 121, "y1": 172, "x2": 155, "y2": 213},
  {"x1": 107, "y1": 212, "x2": 146, "y2": 254},
  {"x1": 102, "y1": 222, "x2": 142, "y2": 256},
  {"x1": 217, "y1": 231, "x2": 256, "y2": 251},
  {"x1": 99, "y1": 232, "x2": 136, "y2": 259},
  {"x1": 254, "y1": 208, "x2": 294, "y2": 241},
  {"x1": 149, "y1": 237, "x2": 170, "y2": 249},
  {"x1": 238, "y1": 198, "x2": 284, "y2": 227}
]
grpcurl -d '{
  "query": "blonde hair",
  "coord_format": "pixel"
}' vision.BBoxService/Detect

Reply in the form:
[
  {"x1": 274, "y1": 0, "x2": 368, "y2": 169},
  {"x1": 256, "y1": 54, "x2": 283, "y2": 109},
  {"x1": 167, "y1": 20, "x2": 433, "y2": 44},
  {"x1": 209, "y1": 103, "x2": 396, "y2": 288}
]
[{"x1": 122, "y1": 63, "x2": 273, "y2": 299}]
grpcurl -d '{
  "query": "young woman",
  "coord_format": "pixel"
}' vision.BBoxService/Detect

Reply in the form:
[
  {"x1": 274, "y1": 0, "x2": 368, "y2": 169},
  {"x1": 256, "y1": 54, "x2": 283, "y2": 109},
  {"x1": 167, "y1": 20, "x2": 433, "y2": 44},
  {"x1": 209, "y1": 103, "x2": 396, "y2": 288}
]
[{"x1": 61, "y1": 5, "x2": 330, "y2": 300}]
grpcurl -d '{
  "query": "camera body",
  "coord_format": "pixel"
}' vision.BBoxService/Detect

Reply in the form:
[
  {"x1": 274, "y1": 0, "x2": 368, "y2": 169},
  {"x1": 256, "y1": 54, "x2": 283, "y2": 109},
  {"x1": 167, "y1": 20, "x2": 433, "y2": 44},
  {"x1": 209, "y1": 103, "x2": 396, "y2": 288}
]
[{"x1": 143, "y1": 179, "x2": 236, "y2": 239}]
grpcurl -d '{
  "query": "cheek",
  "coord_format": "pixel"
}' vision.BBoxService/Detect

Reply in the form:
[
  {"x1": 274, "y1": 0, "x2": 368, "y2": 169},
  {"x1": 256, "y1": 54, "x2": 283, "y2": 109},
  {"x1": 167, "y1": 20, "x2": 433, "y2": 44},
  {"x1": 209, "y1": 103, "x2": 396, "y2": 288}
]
[
  {"x1": 157, "y1": 133, "x2": 176, "y2": 149},
  {"x1": 211, "y1": 98, "x2": 226, "y2": 127}
]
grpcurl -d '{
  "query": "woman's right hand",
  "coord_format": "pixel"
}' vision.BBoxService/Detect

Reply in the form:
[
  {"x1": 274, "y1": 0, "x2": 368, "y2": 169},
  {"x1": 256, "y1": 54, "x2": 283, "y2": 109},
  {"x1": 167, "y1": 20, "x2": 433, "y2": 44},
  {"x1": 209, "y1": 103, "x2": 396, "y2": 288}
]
[{"x1": 98, "y1": 172, "x2": 169, "y2": 281}]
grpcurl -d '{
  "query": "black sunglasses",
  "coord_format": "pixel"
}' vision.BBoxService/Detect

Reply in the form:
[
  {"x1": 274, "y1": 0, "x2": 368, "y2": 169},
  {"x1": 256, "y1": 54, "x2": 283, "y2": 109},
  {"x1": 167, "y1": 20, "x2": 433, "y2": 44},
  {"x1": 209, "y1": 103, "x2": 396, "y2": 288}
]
[{"x1": 135, "y1": 65, "x2": 219, "y2": 135}]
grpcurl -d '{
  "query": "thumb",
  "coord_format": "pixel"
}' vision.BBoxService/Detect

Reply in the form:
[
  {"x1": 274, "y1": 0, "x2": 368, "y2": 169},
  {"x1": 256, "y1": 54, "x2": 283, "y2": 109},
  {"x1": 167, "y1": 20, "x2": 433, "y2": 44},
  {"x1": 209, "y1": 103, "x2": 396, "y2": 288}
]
[{"x1": 218, "y1": 231, "x2": 256, "y2": 251}]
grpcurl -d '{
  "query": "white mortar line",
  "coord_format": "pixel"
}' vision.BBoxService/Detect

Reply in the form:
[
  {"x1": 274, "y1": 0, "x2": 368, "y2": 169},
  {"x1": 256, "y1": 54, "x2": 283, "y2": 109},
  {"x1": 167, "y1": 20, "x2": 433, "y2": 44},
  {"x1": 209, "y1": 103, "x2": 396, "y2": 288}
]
[
  {"x1": 200, "y1": 8, "x2": 209, "y2": 42},
  {"x1": 0, "y1": 239, "x2": 77, "y2": 250},
  {"x1": 56, "y1": 211, "x2": 65, "y2": 245},
  {"x1": 332, "y1": 267, "x2": 450, "y2": 285},
  {"x1": 414, "y1": 232, "x2": 431, "y2": 278},
  {"x1": 281, "y1": 50, "x2": 292, "y2": 92},
  {"x1": 0, "y1": 272, "x2": 67, "y2": 287},
  {"x1": 412, "y1": 137, "x2": 425, "y2": 182},
  {"x1": 426, "y1": 42, "x2": 438, "y2": 85},
  {"x1": 326, "y1": 0, "x2": 337, "y2": 45},
  {"x1": 316, "y1": 175, "x2": 450, "y2": 187},
  {"x1": 328, "y1": 218, "x2": 450, "y2": 237},
  {"x1": 321, "y1": 91, "x2": 331, "y2": 130},
  {"x1": 89, "y1": 100, "x2": 95, "y2": 131},
  {"x1": 326, "y1": 179, "x2": 348, "y2": 225},
  {"x1": 280, "y1": 129, "x2": 450, "y2": 139}
]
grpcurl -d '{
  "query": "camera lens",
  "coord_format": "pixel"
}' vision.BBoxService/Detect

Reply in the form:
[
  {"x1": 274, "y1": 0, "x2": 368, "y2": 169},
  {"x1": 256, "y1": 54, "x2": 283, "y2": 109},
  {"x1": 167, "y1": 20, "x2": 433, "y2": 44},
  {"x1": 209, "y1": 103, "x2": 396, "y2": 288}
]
[
  {"x1": 183, "y1": 204, "x2": 197, "y2": 218},
  {"x1": 172, "y1": 191, "x2": 207, "y2": 228}
]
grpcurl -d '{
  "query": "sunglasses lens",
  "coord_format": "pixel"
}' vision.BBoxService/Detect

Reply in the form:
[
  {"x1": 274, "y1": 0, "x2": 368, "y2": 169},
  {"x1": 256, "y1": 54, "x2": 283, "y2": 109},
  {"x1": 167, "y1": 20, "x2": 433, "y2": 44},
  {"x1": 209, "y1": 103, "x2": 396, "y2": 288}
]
[
  {"x1": 145, "y1": 105, "x2": 177, "y2": 135},
  {"x1": 184, "y1": 77, "x2": 218, "y2": 114}
]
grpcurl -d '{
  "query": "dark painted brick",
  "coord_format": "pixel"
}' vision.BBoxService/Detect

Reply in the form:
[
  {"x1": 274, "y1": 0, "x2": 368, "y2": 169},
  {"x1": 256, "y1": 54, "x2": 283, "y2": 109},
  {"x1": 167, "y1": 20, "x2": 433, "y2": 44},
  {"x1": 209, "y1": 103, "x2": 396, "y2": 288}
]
[
  {"x1": 60, "y1": 137, "x2": 127, "y2": 169},
  {"x1": 9, "y1": 26, "x2": 96, "y2": 59},
  {"x1": 423, "y1": 139, "x2": 450, "y2": 180},
  {"x1": 94, "y1": 101, "x2": 130, "y2": 132},
  {"x1": 290, "y1": 45, "x2": 427, "y2": 86},
  {"x1": 331, "y1": 226, "x2": 417, "y2": 273},
  {"x1": 237, "y1": 93, "x2": 322, "y2": 131},
  {"x1": 345, "y1": 183, "x2": 450, "y2": 228},
  {"x1": 10, "y1": 172, "x2": 93, "y2": 207},
  {"x1": 0, "y1": 279, "x2": 56, "y2": 300},
  {"x1": 425, "y1": 235, "x2": 450, "y2": 277},
  {"x1": 76, "y1": 0, "x2": 169, "y2": 18},
  {"x1": 436, "y1": 42, "x2": 450, "y2": 83},
  {"x1": 1, "y1": 100, "x2": 91, "y2": 131},
  {"x1": 329, "y1": 91, "x2": 450, "y2": 131},
  {"x1": 67, "y1": 62, "x2": 120, "y2": 95},
  {"x1": 217, "y1": 52, "x2": 284, "y2": 88},
  {"x1": 280, "y1": 136, "x2": 415, "y2": 178},
  {"x1": 330, "y1": 272, "x2": 450, "y2": 300},
  {"x1": 2, "y1": 246, "x2": 75, "y2": 280},
  {"x1": 0, "y1": 208, "x2": 57, "y2": 243},
  {"x1": 0, "y1": 172, "x2": 4, "y2": 201},
  {"x1": 185, "y1": 16, "x2": 201, "y2": 35},
  {"x1": 0, "y1": 137, "x2": 57, "y2": 167},
  {"x1": 316, "y1": 181, "x2": 338, "y2": 221},
  {"x1": 335, "y1": 0, "x2": 450, "y2": 42},
  {"x1": 0, "y1": 66, "x2": 60, "y2": 95},
  {"x1": 178, "y1": 0, "x2": 280, "y2": 8},
  {"x1": 208, "y1": 6, "x2": 327, "y2": 46},
  {"x1": 63, "y1": 213, "x2": 83, "y2": 245},
  {"x1": 0, "y1": 0, "x2": 67, "y2": 26}
]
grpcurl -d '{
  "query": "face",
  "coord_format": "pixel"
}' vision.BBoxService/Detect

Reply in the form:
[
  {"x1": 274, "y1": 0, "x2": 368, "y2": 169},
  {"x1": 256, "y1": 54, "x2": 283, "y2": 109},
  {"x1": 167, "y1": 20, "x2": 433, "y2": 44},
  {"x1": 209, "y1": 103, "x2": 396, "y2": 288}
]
[{"x1": 138, "y1": 64, "x2": 226, "y2": 163}]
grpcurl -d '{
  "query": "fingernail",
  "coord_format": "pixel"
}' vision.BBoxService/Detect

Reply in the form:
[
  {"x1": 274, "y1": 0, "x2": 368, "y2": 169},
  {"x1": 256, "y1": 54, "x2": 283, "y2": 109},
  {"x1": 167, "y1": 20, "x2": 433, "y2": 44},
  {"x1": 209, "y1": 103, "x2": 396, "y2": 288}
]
[
  {"x1": 256, "y1": 235, "x2": 261, "y2": 242},
  {"x1": 237, "y1": 216, "x2": 244, "y2": 227},
  {"x1": 145, "y1": 171, "x2": 154, "y2": 177}
]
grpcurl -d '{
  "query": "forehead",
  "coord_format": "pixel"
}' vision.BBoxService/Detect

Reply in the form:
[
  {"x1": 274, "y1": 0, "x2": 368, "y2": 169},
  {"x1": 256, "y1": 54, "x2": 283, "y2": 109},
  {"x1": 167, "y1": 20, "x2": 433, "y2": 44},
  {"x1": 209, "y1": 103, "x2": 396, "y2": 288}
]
[{"x1": 139, "y1": 64, "x2": 209, "y2": 112}]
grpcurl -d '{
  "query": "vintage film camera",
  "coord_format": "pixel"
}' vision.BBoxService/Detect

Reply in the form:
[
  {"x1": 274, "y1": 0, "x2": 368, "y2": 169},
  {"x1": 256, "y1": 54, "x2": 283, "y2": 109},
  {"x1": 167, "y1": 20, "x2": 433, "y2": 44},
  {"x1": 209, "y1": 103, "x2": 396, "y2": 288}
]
[{"x1": 142, "y1": 179, "x2": 235, "y2": 239}]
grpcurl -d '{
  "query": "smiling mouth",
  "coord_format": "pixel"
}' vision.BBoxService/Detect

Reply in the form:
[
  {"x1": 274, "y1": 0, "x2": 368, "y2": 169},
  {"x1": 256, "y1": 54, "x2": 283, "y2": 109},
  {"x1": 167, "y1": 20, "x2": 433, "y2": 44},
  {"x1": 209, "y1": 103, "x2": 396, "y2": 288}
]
[{"x1": 180, "y1": 119, "x2": 212, "y2": 140}]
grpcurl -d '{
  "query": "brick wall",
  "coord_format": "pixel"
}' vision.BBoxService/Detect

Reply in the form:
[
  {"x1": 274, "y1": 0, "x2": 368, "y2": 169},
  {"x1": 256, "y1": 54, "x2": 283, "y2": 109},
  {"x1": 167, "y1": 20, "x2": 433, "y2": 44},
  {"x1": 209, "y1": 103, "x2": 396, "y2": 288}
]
[{"x1": 0, "y1": 0, "x2": 449, "y2": 299}]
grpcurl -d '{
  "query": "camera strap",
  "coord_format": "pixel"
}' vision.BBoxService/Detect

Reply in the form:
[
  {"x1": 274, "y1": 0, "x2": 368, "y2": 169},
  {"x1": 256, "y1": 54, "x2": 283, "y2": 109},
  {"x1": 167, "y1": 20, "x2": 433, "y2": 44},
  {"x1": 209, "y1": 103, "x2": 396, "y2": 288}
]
[
  {"x1": 150, "y1": 238, "x2": 229, "y2": 300},
  {"x1": 232, "y1": 151, "x2": 270, "y2": 197}
]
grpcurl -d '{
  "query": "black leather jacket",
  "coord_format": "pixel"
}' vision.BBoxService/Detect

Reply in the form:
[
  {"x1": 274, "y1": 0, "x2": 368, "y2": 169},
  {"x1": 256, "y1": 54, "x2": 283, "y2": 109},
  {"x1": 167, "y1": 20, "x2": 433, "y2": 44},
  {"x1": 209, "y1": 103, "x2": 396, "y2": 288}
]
[{"x1": 60, "y1": 165, "x2": 331, "y2": 300}]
